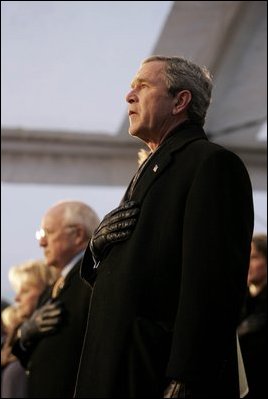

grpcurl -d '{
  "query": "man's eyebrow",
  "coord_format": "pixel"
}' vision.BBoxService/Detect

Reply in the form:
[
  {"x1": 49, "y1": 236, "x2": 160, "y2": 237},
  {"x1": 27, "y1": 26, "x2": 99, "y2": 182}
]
[{"x1": 130, "y1": 77, "x2": 148, "y2": 88}]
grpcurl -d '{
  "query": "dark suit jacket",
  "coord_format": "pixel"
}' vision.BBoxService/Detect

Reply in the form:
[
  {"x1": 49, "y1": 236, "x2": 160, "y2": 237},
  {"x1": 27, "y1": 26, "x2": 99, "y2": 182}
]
[
  {"x1": 13, "y1": 258, "x2": 93, "y2": 398},
  {"x1": 75, "y1": 122, "x2": 254, "y2": 398}
]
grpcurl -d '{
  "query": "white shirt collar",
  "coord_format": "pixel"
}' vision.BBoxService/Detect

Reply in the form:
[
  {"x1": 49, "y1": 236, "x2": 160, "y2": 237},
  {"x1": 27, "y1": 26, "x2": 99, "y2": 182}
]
[{"x1": 61, "y1": 251, "x2": 84, "y2": 278}]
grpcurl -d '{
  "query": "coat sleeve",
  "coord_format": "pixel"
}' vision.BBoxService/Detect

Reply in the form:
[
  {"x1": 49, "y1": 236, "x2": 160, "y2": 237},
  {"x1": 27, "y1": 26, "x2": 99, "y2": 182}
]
[
  {"x1": 12, "y1": 337, "x2": 33, "y2": 368},
  {"x1": 166, "y1": 149, "x2": 254, "y2": 384}
]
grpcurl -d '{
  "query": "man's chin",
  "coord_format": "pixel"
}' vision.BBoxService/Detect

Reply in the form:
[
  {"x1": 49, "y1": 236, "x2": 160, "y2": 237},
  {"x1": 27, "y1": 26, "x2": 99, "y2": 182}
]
[
  {"x1": 128, "y1": 128, "x2": 137, "y2": 137},
  {"x1": 129, "y1": 128, "x2": 143, "y2": 140},
  {"x1": 46, "y1": 259, "x2": 55, "y2": 268}
]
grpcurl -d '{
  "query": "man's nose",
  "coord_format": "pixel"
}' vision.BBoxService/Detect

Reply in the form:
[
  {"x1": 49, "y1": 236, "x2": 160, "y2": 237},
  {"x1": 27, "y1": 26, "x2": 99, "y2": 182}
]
[
  {"x1": 15, "y1": 293, "x2": 21, "y2": 302},
  {"x1": 38, "y1": 235, "x2": 47, "y2": 247},
  {"x1": 125, "y1": 89, "x2": 136, "y2": 103}
]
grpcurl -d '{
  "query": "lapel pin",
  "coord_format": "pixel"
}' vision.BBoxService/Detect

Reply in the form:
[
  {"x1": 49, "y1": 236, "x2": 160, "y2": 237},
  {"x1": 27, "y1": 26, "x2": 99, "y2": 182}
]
[{"x1": 153, "y1": 164, "x2": 158, "y2": 172}]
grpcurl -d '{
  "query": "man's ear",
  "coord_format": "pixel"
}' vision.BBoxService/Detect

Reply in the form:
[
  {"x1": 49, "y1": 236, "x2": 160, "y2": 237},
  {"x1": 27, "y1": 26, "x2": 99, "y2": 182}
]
[
  {"x1": 74, "y1": 225, "x2": 87, "y2": 245},
  {"x1": 172, "y1": 90, "x2": 192, "y2": 115}
]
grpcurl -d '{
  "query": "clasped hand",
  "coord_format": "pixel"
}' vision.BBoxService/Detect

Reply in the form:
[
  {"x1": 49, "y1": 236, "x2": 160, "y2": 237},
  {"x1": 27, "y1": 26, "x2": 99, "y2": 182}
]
[
  {"x1": 19, "y1": 300, "x2": 63, "y2": 346},
  {"x1": 90, "y1": 200, "x2": 140, "y2": 262}
]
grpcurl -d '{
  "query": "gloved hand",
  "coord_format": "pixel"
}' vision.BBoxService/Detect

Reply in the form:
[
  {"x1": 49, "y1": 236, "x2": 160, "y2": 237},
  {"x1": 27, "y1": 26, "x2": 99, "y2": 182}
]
[
  {"x1": 19, "y1": 300, "x2": 63, "y2": 346},
  {"x1": 90, "y1": 200, "x2": 140, "y2": 262}
]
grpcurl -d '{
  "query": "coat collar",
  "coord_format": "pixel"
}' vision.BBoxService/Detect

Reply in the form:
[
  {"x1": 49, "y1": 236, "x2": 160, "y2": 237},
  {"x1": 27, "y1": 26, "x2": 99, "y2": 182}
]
[{"x1": 123, "y1": 121, "x2": 207, "y2": 203}]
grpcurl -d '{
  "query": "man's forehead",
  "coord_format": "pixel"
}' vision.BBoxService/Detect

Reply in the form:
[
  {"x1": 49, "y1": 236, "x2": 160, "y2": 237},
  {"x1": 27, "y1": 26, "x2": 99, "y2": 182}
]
[
  {"x1": 42, "y1": 208, "x2": 62, "y2": 225},
  {"x1": 139, "y1": 60, "x2": 165, "y2": 75},
  {"x1": 131, "y1": 61, "x2": 165, "y2": 85}
]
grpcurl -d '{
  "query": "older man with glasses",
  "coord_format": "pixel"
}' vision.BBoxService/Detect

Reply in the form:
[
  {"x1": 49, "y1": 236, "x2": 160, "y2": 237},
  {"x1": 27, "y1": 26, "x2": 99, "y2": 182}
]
[{"x1": 12, "y1": 200, "x2": 100, "y2": 398}]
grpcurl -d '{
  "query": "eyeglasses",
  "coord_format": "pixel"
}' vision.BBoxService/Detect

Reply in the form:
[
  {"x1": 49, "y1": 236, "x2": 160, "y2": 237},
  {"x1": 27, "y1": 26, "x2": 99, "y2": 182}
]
[
  {"x1": 35, "y1": 228, "x2": 47, "y2": 241},
  {"x1": 35, "y1": 225, "x2": 77, "y2": 241}
]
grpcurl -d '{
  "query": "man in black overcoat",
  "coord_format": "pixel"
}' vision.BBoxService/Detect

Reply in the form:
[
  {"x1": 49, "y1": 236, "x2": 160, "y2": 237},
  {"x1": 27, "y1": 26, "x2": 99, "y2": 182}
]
[
  {"x1": 74, "y1": 56, "x2": 254, "y2": 398},
  {"x1": 12, "y1": 200, "x2": 100, "y2": 398}
]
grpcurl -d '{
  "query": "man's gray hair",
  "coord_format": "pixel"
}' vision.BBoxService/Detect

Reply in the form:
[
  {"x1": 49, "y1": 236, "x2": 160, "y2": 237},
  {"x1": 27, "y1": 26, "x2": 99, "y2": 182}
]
[
  {"x1": 55, "y1": 200, "x2": 100, "y2": 241},
  {"x1": 143, "y1": 55, "x2": 213, "y2": 127}
]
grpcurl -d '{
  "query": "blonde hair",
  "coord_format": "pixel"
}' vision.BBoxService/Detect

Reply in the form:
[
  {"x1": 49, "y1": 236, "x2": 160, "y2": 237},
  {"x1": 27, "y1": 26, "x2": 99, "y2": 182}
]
[
  {"x1": 8, "y1": 259, "x2": 58, "y2": 294},
  {"x1": 1, "y1": 305, "x2": 23, "y2": 331}
]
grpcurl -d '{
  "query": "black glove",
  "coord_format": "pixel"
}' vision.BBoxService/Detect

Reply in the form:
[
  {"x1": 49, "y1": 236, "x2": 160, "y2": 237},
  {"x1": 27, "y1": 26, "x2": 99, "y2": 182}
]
[
  {"x1": 19, "y1": 300, "x2": 63, "y2": 346},
  {"x1": 90, "y1": 200, "x2": 140, "y2": 262}
]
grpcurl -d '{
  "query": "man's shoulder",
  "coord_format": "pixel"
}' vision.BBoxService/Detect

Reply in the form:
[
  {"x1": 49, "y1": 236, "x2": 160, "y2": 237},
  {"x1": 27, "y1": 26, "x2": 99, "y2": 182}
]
[{"x1": 184, "y1": 136, "x2": 243, "y2": 164}]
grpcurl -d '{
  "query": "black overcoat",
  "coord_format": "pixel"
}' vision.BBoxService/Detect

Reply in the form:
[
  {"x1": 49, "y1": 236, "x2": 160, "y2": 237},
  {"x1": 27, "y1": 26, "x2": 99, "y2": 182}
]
[
  {"x1": 13, "y1": 260, "x2": 92, "y2": 398},
  {"x1": 76, "y1": 122, "x2": 254, "y2": 398}
]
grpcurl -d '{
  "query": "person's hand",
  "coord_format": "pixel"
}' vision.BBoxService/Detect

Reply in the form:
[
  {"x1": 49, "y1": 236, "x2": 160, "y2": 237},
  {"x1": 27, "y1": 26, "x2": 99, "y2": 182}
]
[
  {"x1": 90, "y1": 201, "x2": 140, "y2": 262},
  {"x1": 1, "y1": 345, "x2": 17, "y2": 367},
  {"x1": 19, "y1": 300, "x2": 63, "y2": 346}
]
